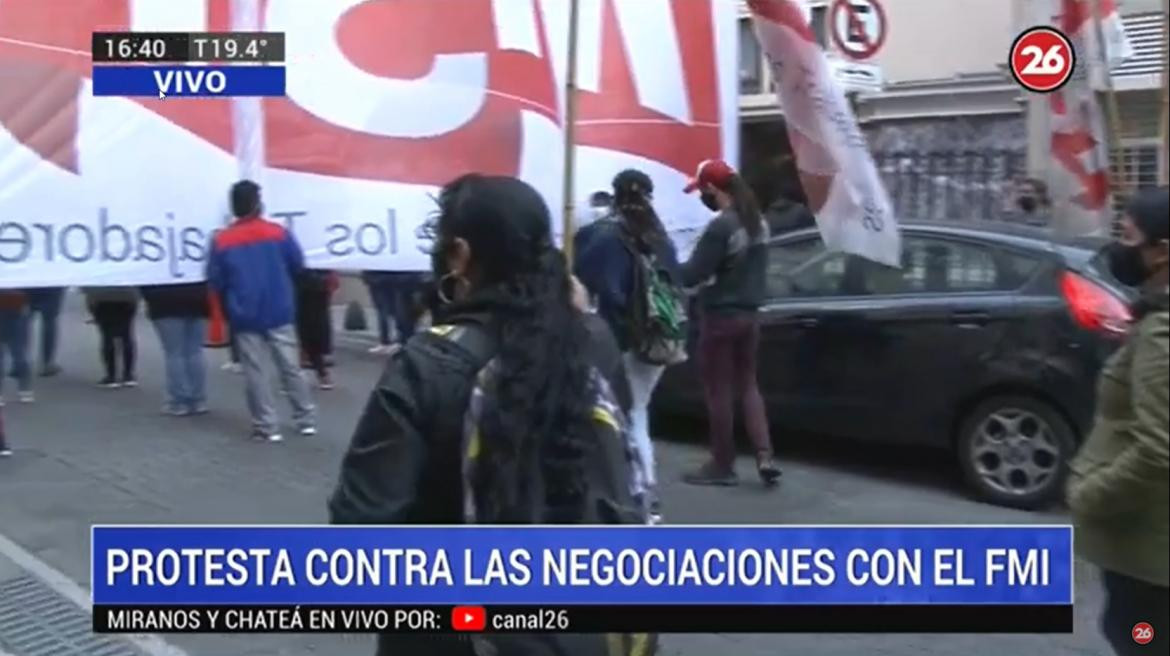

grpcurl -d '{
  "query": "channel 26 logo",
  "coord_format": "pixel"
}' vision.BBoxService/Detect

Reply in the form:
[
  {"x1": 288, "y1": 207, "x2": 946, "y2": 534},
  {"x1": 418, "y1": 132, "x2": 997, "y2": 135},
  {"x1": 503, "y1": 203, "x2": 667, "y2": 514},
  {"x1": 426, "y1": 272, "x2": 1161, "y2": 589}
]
[
  {"x1": 1132, "y1": 621, "x2": 1154, "y2": 646},
  {"x1": 1009, "y1": 26, "x2": 1076, "y2": 93}
]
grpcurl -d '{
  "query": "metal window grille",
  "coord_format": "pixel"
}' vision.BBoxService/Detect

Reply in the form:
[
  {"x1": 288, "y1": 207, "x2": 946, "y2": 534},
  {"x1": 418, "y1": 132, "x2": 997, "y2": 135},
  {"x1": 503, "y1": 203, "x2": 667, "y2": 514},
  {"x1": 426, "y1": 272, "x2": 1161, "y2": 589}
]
[
  {"x1": 1109, "y1": 143, "x2": 1162, "y2": 233},
  {"x1": 871, "y1": 150, "x2": 1027, "y2": 223}
]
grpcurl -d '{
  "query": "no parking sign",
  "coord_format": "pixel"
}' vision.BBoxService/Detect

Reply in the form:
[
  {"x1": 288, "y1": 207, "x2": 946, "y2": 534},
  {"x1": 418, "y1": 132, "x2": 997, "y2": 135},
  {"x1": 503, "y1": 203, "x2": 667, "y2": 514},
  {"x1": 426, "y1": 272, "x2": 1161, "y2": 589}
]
[{"x1": 829, "y1": 0, "x2": 888, "y2": 61}]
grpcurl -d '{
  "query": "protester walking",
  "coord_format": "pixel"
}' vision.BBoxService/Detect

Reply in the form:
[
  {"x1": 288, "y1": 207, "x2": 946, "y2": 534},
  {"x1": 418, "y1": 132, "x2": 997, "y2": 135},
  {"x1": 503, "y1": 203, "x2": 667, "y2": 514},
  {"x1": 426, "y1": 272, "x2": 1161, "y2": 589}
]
[
  {"x1": 25, "y1": 287, "x2": 66, "y2": 376},
  {"x1": 330, "y1": 174, "x2": 648, "y2": 656},
  {"x1": 295, "y1": 269, "x2": 338, "y2": 389},
  {"x1": 81, "y1": 286, "x2": 140, "y2": 388},
  {"x1": 573, "y1": 190, "x2": 616, "y2": 262},
  {"x1": 1068, "y1": 187, "x2": 1169, "y2": 656},
  {"x1": 1011, "y1": 177, "x2": 1052, "y2": 227},
  {"x1": 0, "y1": 290, "x2": 34, "y2": 404},
  {"x1": 361, "y1": 270, "x2": 422, "y2": 355},
  {"x1": 0, "y1": 400, "x2": 11, "y2": 456},
  {"x1": 574, "y1": 169, "x2": 687, "y2": 523},
  {"x1": 679, "y1": 159, "x2": 780, "y2": 488},
  {"x1": 141, "y1": 282, "x2": 211, "y2": 416},
  {"x1": 222, "y1": 332, "x2": 242, "y2": 372},
  {"x1": 763, "y1": 175, "x2": 816, "y2": 235},
  {"x1": 206, "y1": 180, "x2": 316, "y2": 442}
]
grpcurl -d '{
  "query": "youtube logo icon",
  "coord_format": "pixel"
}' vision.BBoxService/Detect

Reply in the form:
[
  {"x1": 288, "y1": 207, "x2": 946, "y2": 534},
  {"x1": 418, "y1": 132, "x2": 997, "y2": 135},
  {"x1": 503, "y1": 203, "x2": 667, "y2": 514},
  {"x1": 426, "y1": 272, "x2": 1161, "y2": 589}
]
[{"x1": 451, "y1": 606, "x2": 487, "y2": 632}]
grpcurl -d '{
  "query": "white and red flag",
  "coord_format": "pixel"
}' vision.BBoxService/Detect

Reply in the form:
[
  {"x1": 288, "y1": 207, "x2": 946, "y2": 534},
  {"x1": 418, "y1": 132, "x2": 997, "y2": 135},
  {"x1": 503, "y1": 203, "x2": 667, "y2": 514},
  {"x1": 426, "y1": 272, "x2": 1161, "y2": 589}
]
[
  {"x1": 746, "y1": 0, "x2": 900, "y2": 267},
  {"x1": 1094, "y1": 0, "x2": 1134, "y2": 78},
  {"x1": 1047, "y1": 0, "x2": 1120, "y2": 236}
]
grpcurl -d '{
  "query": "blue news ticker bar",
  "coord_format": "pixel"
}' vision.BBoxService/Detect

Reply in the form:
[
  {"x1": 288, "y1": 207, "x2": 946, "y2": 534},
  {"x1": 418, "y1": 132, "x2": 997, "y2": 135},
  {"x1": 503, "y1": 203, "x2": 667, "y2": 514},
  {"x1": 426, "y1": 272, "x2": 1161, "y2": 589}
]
[
  {"x1": 91, "y1": 65, "x2": 285, "y2": 97},
  {"x1": 91, "y1": 526, "x2": 1073, "y2": 606}
]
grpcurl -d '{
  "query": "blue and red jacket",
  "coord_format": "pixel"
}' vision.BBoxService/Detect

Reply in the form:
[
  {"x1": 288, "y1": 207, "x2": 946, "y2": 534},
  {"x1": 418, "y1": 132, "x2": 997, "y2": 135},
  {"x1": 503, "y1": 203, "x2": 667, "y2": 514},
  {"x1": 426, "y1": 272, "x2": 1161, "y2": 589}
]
[{"x1": 206, "y1": 215, "x2": 305, "y2": 333}]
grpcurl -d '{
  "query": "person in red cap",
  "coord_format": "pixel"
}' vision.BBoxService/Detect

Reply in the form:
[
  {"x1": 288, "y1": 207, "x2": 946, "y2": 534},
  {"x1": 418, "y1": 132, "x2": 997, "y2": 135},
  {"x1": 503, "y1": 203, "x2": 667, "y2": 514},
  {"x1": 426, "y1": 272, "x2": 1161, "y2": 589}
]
[{"x1": 680, "y1": 159, "x2": 781, "y2": 487}]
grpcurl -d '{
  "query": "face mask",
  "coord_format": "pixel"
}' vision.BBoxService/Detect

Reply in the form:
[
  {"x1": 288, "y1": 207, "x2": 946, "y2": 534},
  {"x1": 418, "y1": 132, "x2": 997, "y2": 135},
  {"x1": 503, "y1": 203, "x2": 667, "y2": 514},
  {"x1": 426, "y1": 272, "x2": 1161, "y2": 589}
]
[
  {"x1": 1017, "y1": 197, "x2": 1037, "y2": 213},
  {"x1": 700, "y1": 191, "x2": 720, "y2": 212},
  {"x1": 1107, "y1": 242, "x2": 1149, "y2": 287},
  {"x1": 590, "y1": 206, "x2": 609, "y2": 221}
]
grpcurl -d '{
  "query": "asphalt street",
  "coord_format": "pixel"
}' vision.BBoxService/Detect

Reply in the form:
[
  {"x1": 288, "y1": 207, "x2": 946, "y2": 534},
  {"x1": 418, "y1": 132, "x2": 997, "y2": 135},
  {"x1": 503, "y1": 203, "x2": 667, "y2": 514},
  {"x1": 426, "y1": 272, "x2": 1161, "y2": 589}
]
[{"x1": 0, "y1": 297, "x2": 1115, "y2": 656}]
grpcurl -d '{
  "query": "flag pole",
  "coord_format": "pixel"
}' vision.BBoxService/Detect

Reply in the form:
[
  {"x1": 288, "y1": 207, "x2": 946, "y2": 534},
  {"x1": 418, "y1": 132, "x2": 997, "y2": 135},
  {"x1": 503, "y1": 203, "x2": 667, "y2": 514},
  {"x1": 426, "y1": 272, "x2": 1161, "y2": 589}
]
[
  {"x1": 561, "y1": 0, "x2": 581, "y2": 264},
  {"x1": 1092, "y1": 0, "x2": 1128, "y2": 206}
]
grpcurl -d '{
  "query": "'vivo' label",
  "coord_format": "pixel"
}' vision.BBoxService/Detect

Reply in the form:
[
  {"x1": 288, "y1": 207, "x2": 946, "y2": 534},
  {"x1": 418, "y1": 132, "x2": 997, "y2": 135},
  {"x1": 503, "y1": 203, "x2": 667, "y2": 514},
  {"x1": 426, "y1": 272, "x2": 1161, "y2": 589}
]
[{"x1": 153, "y1": 69, "x2": 228, "y2": 96}]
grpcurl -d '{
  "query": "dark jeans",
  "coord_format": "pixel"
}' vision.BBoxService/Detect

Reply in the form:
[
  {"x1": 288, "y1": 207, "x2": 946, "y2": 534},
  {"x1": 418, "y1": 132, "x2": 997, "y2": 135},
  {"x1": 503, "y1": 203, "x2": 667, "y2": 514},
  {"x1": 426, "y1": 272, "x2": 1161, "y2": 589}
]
[
  {"x1": 26, "y1": 287, "x2": 64, "y2": 367},
  {"x1": 1101, "y1": 569, "x2": 1169, "y2": 655},
  {"x1": 92, "y1": 302, "x2": 137, "y2": 380},
  {"x1": 697, "y1": 312, "x2": 772, "y2": 471},
  {"x1": 366, "y1": 278, "x2": 418, "y2": 345},
  {"x1": 227, "y1": 325, "x2": 240, "y2": 363},
  {"x1": 295, "y1": 287, "x2": 333, "y2": 374},
  {"x1": 0, "y1": 309, "x2": 31, "y2": 394}
]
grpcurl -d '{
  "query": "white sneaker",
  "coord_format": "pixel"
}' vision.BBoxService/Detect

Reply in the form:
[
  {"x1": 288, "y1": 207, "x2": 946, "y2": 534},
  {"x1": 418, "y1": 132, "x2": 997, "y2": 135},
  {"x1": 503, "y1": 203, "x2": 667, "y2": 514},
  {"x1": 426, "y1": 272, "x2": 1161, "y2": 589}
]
[
  {"x1": 251, "y1": 430, "x2": 283, "y2": 443},
  {"x1": 0, "y1": 448, "x2": 12, "y2": 458},
  {"x1": 17, "y1": 391, "x2": 34, "y2": 403},
  {"x1": 299, "y1": 426, "x2": 318, "y2": 437}
]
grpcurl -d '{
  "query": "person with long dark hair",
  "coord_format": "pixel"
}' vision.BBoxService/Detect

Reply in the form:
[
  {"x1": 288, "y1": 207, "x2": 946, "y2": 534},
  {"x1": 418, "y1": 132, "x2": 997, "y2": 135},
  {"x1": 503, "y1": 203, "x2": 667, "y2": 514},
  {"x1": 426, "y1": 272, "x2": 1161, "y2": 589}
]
[
  {"x1": 1068, "y1": 187, "x2": 1168, "y2": 656},
  {"x1": 680, "y1": 159, "x2": 780, "y2": 488},
  {"x1": 574, "y1": 169, "x2": 681, "y2": 523},
  {"x1": 330, "y1": 174, "x2": 644, "y2": 656}
]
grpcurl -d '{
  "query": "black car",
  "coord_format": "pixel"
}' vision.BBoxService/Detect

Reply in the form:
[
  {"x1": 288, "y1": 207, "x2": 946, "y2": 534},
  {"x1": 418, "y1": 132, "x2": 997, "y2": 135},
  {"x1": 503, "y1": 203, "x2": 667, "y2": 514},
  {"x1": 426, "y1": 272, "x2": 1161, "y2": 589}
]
[{"x1": 655, "y1": 222, "x2": 1134, "y2": 509}]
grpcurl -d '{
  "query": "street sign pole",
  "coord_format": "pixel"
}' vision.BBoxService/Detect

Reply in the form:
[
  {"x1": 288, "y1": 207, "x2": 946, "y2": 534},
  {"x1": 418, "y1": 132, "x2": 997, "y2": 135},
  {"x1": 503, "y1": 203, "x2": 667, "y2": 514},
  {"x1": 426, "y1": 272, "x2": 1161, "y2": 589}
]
[{"x1": 561, "y1": 0, "x2": 581, "y2": 264}]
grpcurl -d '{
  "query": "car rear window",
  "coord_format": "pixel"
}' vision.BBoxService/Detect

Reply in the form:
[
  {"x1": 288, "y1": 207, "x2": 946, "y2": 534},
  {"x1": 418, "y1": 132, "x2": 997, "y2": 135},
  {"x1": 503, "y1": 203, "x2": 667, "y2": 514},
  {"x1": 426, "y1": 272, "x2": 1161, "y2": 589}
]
[{"x1": 1086, "y1": 248, "x2": 1115, "y2": 281}]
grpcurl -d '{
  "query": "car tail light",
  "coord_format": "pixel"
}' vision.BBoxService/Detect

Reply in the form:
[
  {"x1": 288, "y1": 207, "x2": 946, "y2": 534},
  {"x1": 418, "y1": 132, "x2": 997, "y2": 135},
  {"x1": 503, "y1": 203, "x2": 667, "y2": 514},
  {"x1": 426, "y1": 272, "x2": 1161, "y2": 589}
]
[{"x1": 1060, "y1": 271, "x2": 1132, "y2": 337}]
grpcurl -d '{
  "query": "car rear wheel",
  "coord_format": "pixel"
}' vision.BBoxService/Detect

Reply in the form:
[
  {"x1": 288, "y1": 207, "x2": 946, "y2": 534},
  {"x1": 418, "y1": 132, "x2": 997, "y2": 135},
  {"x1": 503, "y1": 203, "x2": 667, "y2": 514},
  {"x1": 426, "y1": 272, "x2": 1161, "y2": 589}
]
[{"x1": 956, "y1": 396, "x2": 1076, "y2": 510}]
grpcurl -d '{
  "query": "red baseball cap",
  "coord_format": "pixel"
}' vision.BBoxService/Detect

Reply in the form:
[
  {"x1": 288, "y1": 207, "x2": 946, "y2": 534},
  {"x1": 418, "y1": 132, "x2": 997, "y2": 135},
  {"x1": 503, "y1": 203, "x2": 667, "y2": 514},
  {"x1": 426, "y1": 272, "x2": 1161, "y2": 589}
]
[{"x1": 683, "y1": 159, "x2": 735, "y2": 193}]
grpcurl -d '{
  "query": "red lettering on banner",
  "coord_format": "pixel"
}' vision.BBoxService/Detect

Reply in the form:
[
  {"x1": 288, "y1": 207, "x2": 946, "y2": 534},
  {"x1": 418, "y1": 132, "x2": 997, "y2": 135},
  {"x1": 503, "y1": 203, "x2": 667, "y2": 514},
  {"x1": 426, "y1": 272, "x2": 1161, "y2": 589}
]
[
  {"x1": 3, "y1": 0, "x2": 726, "y2": 183},
  {"x1": 0, "y1": 0, "x2": 234, "y2": 173},
  {"x1": 575, "y1": 0, "x2": 722, "y2": 175},
  {"x1": 263, "y1": 0, "x2": 558, "y2": 184}
]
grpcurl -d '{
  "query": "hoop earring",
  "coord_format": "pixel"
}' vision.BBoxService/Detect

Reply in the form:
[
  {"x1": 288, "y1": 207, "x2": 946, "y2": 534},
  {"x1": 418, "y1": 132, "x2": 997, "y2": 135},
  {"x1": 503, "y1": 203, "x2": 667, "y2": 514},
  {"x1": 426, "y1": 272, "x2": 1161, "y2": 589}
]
[{"x1": 437, "y1": 271, "x2": 465, "y2": 305}]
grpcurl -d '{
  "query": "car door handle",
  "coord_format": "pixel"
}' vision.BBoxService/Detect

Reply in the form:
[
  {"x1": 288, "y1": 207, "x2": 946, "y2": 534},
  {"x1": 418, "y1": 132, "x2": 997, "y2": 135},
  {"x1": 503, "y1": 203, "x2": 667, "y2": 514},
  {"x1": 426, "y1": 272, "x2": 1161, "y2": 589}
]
[
  {"x1": 788, "y1": 315, "x2": 819, "y2": 328},
  {"x1": 949, "y1": 310, "x2": 991, "y2": 327}
]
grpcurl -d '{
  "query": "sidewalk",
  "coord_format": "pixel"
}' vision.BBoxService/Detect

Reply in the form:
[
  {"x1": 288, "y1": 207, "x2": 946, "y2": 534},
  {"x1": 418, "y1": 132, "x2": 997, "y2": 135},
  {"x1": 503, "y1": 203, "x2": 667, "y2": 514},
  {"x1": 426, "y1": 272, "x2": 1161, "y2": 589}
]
[{"x1": 0, "y1": 307, "x2": 1112, "y2": 656}]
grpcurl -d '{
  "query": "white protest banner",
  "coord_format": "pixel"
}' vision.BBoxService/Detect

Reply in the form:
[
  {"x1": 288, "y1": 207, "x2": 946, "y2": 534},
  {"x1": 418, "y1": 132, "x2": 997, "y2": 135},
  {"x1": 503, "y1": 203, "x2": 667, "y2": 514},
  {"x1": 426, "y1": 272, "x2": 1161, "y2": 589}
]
[
  {"x1": 1045, "y1": 0, "x2": 1114, "y2": 236},
  {"x1": 0, "y1": 0, "x2": 737, "y2": 286},
  {"x1": 748, "y1": 0, "x2": 900, "y2": 267}
]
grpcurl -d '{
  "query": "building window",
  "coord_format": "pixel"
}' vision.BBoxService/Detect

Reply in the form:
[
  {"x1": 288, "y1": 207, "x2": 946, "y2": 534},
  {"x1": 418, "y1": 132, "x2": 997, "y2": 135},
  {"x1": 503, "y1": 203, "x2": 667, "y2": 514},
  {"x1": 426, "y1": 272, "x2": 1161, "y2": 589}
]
[
  {"x1": 809, "y1": 5, "x2": 829, "y2": 48},
  {"x1": 1112, "y1": 144, "x2": 1161, "y2": 190},
  {"x1": 739, "y1": 18, "x2": 763, "y2": 94},
  {"x1": 1110, "y1": 143, "x2": 1161, "y2": 232}
]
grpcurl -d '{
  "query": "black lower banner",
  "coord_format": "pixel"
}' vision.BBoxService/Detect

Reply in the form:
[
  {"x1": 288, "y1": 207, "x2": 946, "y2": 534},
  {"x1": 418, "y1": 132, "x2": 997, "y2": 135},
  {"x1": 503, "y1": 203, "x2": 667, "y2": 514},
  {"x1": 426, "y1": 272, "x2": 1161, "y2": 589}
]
[{"x1": 93, "y1": 604, "x2": 1073, "y2": 634}]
